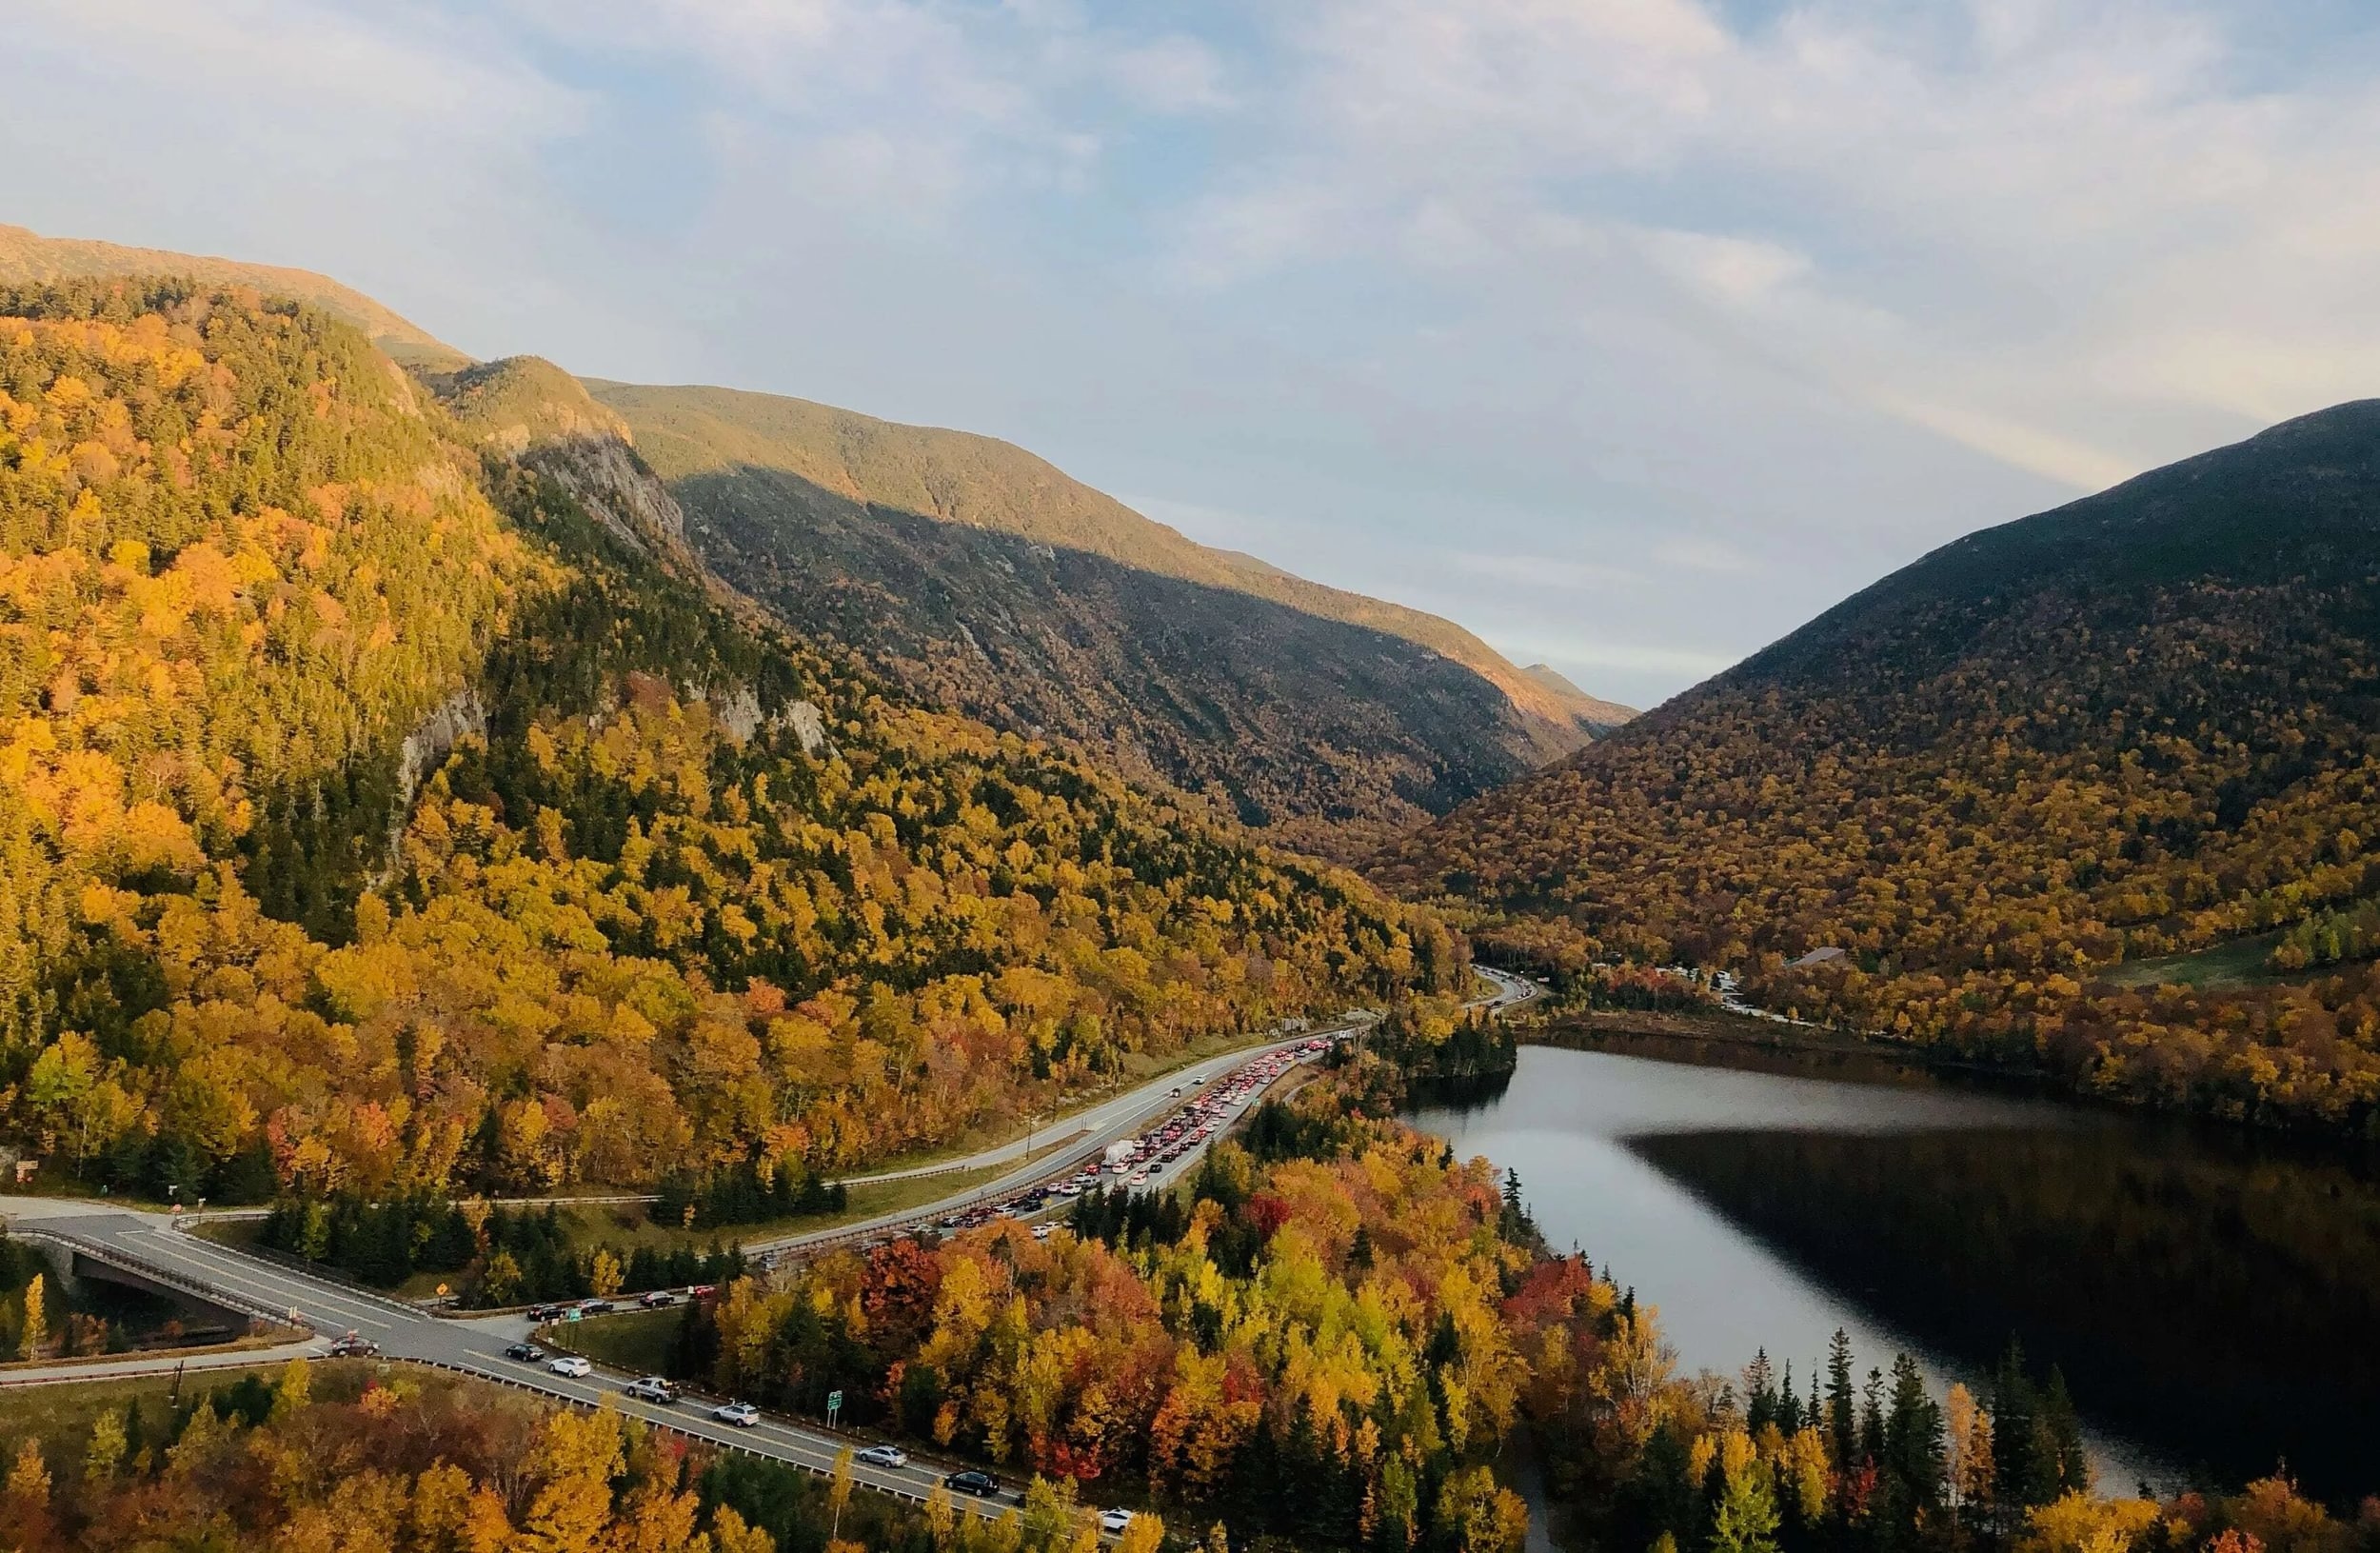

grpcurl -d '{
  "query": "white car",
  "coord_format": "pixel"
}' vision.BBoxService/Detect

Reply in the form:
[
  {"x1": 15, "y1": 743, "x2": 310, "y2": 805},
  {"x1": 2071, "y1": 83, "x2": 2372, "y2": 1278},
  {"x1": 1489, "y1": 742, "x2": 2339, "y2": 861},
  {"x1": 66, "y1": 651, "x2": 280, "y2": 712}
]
[
  {"x1": 713, "y1": 1401, "x2": 761, "y2": 1427},
  {"x1": 855, "y1": 1443, "x2": 909, "y2": 1468},
  {"x1": 1100, "y1": 1509, "x2": 1136, "y2": 1535},
  {"x1": 547, "y1": 1355, "x2": 592, "y2": 1378}
]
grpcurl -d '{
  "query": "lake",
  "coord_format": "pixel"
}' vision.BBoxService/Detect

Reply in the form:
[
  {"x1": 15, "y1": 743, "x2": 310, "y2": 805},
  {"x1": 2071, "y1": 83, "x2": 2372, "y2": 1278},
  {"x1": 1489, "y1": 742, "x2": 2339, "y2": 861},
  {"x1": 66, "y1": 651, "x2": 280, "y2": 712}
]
[{"x1": 1405, "y1": 1036, "x2": 2380, "y2": 1504}]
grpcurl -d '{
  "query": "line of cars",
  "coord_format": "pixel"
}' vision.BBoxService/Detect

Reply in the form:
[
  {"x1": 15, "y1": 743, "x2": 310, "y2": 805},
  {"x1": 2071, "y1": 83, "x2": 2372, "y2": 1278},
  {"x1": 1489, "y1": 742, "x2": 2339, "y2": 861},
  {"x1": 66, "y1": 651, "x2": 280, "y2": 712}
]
[
  {"x1": 519, "y1": 1285, "x2": 712, "y2": 1324},
  {"x1": 1080, "y1": 1035, "x2": 1340, "y2": 1188},
  {"x1": 909, "y1": 1035, "x2": 1341, "y2": 1239}
]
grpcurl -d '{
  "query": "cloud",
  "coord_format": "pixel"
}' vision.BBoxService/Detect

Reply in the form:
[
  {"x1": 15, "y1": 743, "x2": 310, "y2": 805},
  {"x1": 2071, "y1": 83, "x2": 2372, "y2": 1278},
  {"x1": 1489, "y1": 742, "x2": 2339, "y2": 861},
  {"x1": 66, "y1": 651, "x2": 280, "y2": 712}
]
[
  {"x1": 1651, "y1": 536, "x2": 1753, "y2": 575},
  {"x1": 1106, "y1": 35, "x2": 1235, "y2": 113},
  {"x1": 1450, "y1": 552, "x2": 1645, "y2": 590},
  {"x1": 17, "y1": 0, "x2": 584, "y2": 139},
  {"x1": 1873, "y1": 396, "x2": 2144, "y2": 494},
  {"x1": 1635, "y1": 229, "x2": 1811, "y2": 309},
  {"x1": 1173, "y1": 0, "x2": 2380, "y2": 491}
]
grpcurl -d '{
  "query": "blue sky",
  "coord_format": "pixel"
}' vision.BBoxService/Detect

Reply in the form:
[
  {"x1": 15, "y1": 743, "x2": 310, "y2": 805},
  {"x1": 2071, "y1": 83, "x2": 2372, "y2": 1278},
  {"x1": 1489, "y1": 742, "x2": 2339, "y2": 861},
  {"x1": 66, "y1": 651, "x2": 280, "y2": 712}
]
[{"x1": 11, "y1": 0, "x2": 2380, "y2": 708}]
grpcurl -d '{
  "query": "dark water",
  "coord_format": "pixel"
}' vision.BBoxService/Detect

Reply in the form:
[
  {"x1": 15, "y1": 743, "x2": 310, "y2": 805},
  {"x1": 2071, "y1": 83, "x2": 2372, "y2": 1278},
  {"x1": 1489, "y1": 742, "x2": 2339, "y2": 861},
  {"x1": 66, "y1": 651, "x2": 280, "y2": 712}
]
[{"x1": 1406, "y1": 1039, "x2": 2380, "y2": 1504}]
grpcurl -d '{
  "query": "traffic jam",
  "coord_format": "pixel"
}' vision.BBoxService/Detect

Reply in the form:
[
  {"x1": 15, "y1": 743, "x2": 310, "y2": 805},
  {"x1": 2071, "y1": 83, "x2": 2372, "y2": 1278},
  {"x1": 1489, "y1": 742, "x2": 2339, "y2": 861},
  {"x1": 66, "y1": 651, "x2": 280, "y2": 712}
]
[{"x1": 921, "y1": 1032, "x2": 1344, "y2": 1241}]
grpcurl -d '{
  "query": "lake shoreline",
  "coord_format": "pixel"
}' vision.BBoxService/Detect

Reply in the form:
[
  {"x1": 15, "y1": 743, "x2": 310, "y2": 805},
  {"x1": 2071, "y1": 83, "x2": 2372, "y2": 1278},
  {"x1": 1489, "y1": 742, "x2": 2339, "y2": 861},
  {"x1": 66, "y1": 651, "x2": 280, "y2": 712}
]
[
  {"x1": 1523, "y1": 1013, "x2": 2380, "y2": 1176},
  {"x1": 1408, "y1": 1041, "x2": 2380, "y2": 1506}
]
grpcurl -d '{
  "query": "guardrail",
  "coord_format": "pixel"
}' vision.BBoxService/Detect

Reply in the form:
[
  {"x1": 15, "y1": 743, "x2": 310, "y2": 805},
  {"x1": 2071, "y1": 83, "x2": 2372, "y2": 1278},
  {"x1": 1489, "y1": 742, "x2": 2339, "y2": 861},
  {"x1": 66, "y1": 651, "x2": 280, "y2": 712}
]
[
  {"x1": 11, "y1": 1225, "x2": 303, "y2": 1332},
  {"x1": 386, "y1": 1356, "x2": 979, "y2": 1518}
]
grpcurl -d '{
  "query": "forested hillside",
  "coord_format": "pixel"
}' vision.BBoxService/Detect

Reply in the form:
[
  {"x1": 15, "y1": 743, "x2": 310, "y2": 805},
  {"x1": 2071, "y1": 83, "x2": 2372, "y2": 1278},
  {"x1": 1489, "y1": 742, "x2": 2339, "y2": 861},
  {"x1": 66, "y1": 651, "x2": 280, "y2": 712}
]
[
  {"x1": 0, "y1": 223, "x2": 466, "y2": 370},
  {"x1": 1380, "y1": 401, "x2": 2380, "y2": 1131},
  {"x1": 586, "y1": 380, "x2": 1629, "y2": 855},
  {"x1": 0, "y1": 280, "x2": 1456, "y2": 1205}
]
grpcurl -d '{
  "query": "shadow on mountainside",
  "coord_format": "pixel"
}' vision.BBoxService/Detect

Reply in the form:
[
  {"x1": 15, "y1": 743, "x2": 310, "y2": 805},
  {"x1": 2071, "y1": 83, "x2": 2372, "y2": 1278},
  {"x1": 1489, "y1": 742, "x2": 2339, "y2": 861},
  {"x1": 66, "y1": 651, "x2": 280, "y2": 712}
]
[{"x1": 670, "y1": 463, "x2": 1557, "y2": 855}]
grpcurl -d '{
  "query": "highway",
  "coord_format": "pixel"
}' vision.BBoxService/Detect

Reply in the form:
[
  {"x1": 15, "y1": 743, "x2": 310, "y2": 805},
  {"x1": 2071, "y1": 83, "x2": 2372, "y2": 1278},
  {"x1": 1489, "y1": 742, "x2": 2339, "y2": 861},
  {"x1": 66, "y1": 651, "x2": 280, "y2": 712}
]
[
  {"x1": 0, "y1": 966, "x2": 1538, "y2": 1519},
  {"x1": 758, "y1": 967, "x2": 1538, "y2": 1255},
  {"x1": 0, "y1": 1204, "x2": 1054, "y2": 1518}
]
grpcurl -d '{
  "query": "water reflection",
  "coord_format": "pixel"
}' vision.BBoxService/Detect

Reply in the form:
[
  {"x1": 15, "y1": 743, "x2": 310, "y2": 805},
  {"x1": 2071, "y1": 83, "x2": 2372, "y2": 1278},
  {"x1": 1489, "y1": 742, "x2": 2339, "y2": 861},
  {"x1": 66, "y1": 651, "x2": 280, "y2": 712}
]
[{"x1": 1406, "y1": 1042, "x2": 2380, "y2": 1503}]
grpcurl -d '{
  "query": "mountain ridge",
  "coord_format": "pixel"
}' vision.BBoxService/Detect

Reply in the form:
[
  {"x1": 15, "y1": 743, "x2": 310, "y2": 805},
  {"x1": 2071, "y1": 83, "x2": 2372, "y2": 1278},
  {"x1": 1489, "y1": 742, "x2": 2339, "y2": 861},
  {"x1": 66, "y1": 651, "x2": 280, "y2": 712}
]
[
  {"x1": 0, "y1": 221, "x2": 468, "y2": 369},
  {"x1": 0, "y1": 221, "x2": 1631, "y2": 854},
  {"x1": 580, "y1": 378, "x2": 1628, "y2": 852},
  {"x1": 1379, "y1": 397, "x2": 2380, "y2": 1130},
  {"x1": 0, "y1": 278, "x2": 1456, "y2": 1206},
  {"x1": 582, "y1": 378, "x2": 1625, "y2": 738}
]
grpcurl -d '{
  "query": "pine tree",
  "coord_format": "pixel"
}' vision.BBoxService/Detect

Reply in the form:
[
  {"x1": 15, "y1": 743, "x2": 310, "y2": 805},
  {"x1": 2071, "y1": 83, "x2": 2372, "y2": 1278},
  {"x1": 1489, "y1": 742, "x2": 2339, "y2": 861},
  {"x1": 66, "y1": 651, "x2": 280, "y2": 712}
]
[
  {"x1": 2041, "y1": 1365, "x2": 2091, "y2": 1498},
  {"x1": 1880, "y1": 1353, "x2": 1944, "y2": 1547},
  {"x1": 1744, "y1": 1349, "x2": 1776, "y2": 1435},
  {"x1": 1860, "y1": 1366, "x2": 1886, "y2": 1465},
  {"x1": 1826, "y1": 1329, "x2": 1856, "y2": 1465}
]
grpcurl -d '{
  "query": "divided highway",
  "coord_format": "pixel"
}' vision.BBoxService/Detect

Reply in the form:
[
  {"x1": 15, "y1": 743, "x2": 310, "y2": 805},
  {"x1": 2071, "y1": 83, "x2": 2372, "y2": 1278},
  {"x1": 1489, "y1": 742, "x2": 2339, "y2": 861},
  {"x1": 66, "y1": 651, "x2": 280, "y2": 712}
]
[{"x1": 0, "y1": 967, "x2": 1539, "y2": 1519}]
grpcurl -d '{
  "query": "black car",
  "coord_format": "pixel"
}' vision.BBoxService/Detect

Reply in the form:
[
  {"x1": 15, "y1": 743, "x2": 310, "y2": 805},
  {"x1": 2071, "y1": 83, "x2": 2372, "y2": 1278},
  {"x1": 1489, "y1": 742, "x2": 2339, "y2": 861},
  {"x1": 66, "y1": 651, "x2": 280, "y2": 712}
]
[
  {"x1": 525, "y1": 1304, "x2": 564, "y2": 1322},
  {"x1": 944, "y1": 1470, "x2": 1002, "y2": 1499},
  {"x1": 505, "y1": 1342, "x2": 545, "y2": 1362}
]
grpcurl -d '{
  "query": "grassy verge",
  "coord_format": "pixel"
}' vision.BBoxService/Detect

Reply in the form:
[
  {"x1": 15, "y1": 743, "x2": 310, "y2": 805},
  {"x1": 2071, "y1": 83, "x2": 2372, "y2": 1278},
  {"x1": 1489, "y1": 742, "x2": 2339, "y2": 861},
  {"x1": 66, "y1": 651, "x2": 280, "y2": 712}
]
[
  {"x1": 188, "y1": 1159, "x2": 1051, "y2": 1309},
  {"x1": 2096, "y1": 932, "x2": 2288, "y2": 989},
  {"x1": 0, "y1": 1360, "x2": 390, "y2": 1463},
  {"x1": 595, "y1": 1152, "x2": 1075, "y2": 1249},
  {"x1": 546, "y1": 1306, "x2": 679, "y2": 1374}
]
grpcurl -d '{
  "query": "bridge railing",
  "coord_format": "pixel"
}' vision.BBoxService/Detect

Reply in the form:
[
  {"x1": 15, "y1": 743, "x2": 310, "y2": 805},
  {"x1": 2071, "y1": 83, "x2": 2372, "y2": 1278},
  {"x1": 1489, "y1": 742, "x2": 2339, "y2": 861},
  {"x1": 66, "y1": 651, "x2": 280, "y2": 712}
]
[{"x1": 11, "y1": 1225, "x2": 298, "y2": 1331}]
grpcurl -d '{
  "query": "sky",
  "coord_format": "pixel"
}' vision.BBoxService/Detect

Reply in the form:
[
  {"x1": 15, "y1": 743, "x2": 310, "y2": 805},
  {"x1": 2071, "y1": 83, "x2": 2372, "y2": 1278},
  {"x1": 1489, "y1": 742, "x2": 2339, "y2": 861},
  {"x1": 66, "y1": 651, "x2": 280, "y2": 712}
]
[{"x1": 10, "y1": 0, "x2": 2380, "y2": 710}]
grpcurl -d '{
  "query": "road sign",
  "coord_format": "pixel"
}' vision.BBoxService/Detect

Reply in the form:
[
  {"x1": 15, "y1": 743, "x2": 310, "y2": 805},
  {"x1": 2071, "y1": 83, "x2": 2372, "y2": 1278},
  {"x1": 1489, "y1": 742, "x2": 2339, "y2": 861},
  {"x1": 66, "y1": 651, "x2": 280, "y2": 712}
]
[{"x1": 826, "y1": 1389, "x2": 843, "y2": 1424}]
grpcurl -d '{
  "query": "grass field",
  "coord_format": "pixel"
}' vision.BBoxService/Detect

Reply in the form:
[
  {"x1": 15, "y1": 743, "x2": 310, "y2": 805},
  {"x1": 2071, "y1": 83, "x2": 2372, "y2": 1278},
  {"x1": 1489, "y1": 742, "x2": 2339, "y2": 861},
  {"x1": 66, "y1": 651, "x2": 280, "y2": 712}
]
[
  {"x1": 1, "y1": 1360, "x2": 360, "y2": 1462},
  {"x1": 560, "y1": 1157, "x2": 1035, "y2": 1254},
  {"x1": 2097, "y1": 932, "x2": 2286, "y2": 989},
  {"x1": 546, "y1": 1306, "x2": 680, "y2": 1374}
]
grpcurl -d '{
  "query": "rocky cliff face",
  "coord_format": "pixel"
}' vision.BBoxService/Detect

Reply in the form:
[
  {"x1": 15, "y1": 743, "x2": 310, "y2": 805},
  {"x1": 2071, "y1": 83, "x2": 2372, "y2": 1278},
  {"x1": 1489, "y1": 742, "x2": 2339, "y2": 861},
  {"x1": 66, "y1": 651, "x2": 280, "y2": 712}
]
[{"x1": 524, "y1": 433, "x2": 687, "y2": 559}]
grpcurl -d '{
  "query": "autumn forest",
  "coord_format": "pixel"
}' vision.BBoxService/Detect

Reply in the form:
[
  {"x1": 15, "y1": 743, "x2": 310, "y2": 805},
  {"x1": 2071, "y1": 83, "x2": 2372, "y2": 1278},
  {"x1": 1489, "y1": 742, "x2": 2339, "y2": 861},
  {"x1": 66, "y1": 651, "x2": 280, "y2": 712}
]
[{"x1": 3, "y1": 242, "x2": 2380, "y2": 1553}]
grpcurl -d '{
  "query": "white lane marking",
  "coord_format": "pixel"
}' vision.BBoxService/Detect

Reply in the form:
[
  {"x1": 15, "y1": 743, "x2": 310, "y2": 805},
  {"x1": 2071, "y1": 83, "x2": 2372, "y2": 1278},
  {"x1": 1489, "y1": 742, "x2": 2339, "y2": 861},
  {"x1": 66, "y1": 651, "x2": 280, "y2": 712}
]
[{"x1": 117, "y1": 1234, "x2": 404, "y2": 1332}]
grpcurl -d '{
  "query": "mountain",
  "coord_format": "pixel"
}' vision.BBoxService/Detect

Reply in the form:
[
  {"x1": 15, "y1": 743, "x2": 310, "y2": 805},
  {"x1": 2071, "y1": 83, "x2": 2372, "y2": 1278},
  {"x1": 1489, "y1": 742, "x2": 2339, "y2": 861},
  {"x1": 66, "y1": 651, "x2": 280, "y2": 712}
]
[
  {"x1": 0, "y1": 276, "x2": 1457, "y2": 1203},
  {"x1": 584, "y1": 380, "x2": 1629, "y2": 854},
  {"x1": 1378, "y1": 400, "x2": 2380, "y2": 1129},
  {"x1": 425, "y1": 353, "x2": 630, "y2": 452},
  {"x1": 1516, "y1": 662, "x2": 1635, "y2": 730},
  {"x1": 0, "y1": 223, "x2": 1635, "y2": 853},
  {"x1": 0, "y1": 221, "x2": 467, "y2": 369}
]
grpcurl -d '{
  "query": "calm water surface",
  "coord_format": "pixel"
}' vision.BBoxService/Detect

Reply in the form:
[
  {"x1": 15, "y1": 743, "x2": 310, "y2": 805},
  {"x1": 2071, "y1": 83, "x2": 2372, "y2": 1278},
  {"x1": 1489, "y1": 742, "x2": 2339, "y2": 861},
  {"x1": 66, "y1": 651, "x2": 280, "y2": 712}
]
[{"x1": 1405, "y1": 1039, "x2": 2380, "y2": 1503}]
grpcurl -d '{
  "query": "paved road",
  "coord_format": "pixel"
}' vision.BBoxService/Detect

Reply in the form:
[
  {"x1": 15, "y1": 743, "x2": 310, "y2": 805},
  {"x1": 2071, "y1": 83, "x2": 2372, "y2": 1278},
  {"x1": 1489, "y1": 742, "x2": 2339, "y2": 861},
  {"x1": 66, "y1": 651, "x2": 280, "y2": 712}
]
[
  {"x1": 836, "y1": 1013, "x2": 1380, "y2": 1187},
  {"x1": 758, "y1": 969, "x2": 1535, "y2": 1256},
  {"x1": 0, "y1": 967, "x2": 1537, "y2": 1518},
  {"x1": 2, "y1": 1207, "x2": 1034, "y2": 1516},
  {"x1": 0, "y1": 1032, "x2": 1369, "y2": 1520},
  {"x1": 1471, "y1": 965, "x2": 1543, "y2": 1012},
  {"x1": 752, "y1": 1024, "x2": 1371, "y2": 1255}
]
